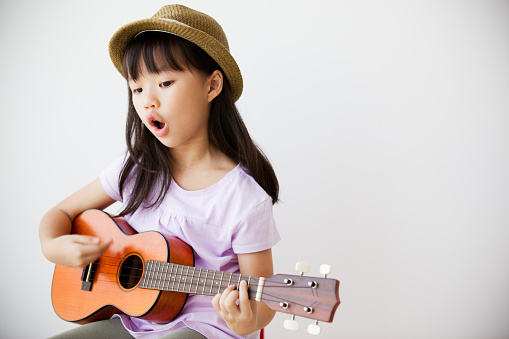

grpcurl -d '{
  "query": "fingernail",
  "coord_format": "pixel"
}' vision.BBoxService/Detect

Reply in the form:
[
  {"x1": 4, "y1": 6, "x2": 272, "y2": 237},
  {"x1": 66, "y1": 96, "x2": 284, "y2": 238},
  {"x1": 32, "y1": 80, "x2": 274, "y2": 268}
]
[{"x1": 91, "y1": 237, "x2": 100, "y2": 244}]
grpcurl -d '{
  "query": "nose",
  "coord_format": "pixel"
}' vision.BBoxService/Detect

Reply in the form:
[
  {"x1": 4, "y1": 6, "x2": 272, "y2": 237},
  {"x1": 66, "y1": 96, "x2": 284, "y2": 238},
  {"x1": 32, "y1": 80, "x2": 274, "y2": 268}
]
[{"x1": 143, "y1": 89, "x2": 160, "y2": 109}]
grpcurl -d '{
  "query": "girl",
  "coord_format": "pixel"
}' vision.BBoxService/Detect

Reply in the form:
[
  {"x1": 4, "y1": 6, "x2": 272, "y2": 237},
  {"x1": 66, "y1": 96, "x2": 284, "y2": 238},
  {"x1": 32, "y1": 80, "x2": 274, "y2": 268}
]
[{"x1": 39, "y1": 4, "x2": 280, "y2": 339}]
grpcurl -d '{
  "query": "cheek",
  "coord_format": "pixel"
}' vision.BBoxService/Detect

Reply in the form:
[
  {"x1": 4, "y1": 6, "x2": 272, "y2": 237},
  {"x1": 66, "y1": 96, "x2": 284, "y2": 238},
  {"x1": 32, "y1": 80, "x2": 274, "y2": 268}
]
[
  {"x1": 131, "y1": 101, "x2": 147, "y2": 125},
  {"x1": 131, "y1": 96, "x2": 140, "y2": 111},
  {"x1": 132, "y1": 96, "x2": 145, "y2": 114}
]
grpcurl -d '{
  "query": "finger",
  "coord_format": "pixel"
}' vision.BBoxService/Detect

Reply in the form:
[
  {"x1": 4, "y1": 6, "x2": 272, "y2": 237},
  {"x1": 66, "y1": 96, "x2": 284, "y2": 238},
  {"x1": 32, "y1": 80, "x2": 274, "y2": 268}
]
[
  {"x1": 219, "y1": 285, "x2": 235, "y2": 307},
  {"x1": 211, "y1": 293, "x2": 221, "y2": 313},
  {"x1": 70, "y1": 234, "x2": 101, "y2": 245},
  {"x1": 218, "y1": 285, "x2": 237, "y2": 317},
  {"x1": 96, "y1": 238, "x2": 112, "y2": 252},
  {"x1": 238, "y1": 280, "x2": 251, "y2": 313},
  {"x1": 74, "y1": 239, "x2": 112, "y2": 265},
  {"x1": 224, "y1": 287, "x2": 240, "y2": 313},
  {"x1": 80, "y1": 238, "x2": 111, "y2": 254}
]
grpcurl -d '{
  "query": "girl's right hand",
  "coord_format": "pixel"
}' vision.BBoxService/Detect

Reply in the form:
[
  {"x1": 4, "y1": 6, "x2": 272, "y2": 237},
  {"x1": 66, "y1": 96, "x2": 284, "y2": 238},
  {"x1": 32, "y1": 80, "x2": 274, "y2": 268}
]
[
  {"x1": 39, "y1": 177, "x2": 116, "y2": 267},
  {"x1": 44, "y1": 234, "x2": 112, "y2": 268}
]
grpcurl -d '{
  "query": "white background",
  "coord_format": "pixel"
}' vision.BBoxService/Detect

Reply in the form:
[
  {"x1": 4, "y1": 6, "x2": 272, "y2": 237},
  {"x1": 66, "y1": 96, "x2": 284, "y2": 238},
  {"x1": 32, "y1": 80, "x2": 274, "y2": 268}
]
[{"x1": 1, "y1": 1, "x2": 508, "y2": 338}]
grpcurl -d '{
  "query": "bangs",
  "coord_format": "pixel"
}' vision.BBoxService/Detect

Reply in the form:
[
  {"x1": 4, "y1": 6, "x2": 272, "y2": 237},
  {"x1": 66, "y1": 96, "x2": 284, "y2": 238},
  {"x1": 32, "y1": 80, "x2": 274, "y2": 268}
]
[{"x1": 122, "y1": 31, "x2": 217, "y2": 81}]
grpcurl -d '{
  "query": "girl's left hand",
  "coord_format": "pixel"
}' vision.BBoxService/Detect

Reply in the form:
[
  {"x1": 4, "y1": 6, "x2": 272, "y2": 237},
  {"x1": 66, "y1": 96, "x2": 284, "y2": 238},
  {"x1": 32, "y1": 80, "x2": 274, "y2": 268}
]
[{"x1": 212, "y1": 280, "x2": 257, "y2": 335}]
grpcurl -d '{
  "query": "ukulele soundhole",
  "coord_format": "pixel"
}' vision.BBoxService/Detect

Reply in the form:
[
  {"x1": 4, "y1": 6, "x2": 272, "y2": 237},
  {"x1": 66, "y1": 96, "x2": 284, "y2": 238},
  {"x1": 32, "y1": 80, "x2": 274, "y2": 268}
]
[{"x1": 119, "y1": 254, "x2": 144, "y2": 290}]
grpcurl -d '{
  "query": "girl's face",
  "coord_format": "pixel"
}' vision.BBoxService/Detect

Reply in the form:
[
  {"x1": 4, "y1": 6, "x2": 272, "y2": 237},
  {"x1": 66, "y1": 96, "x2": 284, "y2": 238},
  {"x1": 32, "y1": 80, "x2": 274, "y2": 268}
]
[{"x1": 128, "y1": 65, "x2": 221, "y2": 150}]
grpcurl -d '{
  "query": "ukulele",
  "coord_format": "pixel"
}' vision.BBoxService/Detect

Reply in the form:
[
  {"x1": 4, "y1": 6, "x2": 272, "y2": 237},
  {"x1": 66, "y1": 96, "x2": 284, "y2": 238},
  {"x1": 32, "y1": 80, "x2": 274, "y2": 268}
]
[{"x1": 51, "y1": 209, "x2": 340, "y2": 335}]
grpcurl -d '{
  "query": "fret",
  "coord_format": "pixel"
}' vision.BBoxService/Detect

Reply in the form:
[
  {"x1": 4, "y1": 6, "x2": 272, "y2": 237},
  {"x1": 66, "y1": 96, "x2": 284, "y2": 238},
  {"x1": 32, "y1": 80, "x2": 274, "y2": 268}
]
[
  {"x1": 171, "y1": 264, "x2": 176, "y2": 292},
  {"x1": 237, "y1": 273, "x2": 241, "y2": 289},
  {"x1": 156, "y1": 261, "x2": 162, "y2": 290},
  {"x1": 210, "y1": 271, "x2": 216, "y2": 295},
  {"x1": 148, "y1": 261, "x2": 154, "y2": 289},
  {"x1": 180, "y1": 265, "x2": 185, "y2": 292},
  {"x1": 149, "y1": 261, "x2": 155, "y2": 289},
  {"x1": 162, "y1": 262, "x2": 168, "y2": 289},
  {"x1": 228, "y1": 272, "x2": 232, "y2": 288},
  {"x1": 188, "y1": 267, "x2": 194, "y2": 293},
  {"x1": 150, "y1": 261, "x2": 156, "y2": 289},
  {"x1": 151, "y1": 261, "x2": 156, "y2": 290},
  {"x1": 218, "y1": 272, "x2": 224, "y2": 294},
  {"x1": 163, "y1": 263, "x2": 171, "y2": 291},
  {"x1": 146, "y1": 261, "x2": 153, "y2": 289},
  {"x1": 181, "y1": 266, "x2": 186, "y2": 292},
  {"x1": 161, "y1": 262, "x2": 166, "y2": 289},
  {"x1": 179, "y1": 266, "x2": 186, "y2": 292},
  {"x1": 202, "y1": 269, "x2": 207, "y2": 295},
  {"x1": 168, "y1": 264, "x2": 175, "y2": 291},
  {"x1": 195, "y1": 268, "x2": 201, "y2": 294},
  {"x1": 248, "y1": 277, "x2": 257, "y2": 301},
  {"x1": 159, "y1": 263, "x2": 165, "y2": 290},
  {"x1": 176, "y1": 265, "x2": 182, "y2": 292},
  {"x1": 151, "y1": 261, "x2": 156, "y2": 288},
  {"x1": 185, "y1": 266, "x2": 189, "y2": 292},
  {"x1": 160, "y1": 262, "x2": 166, "y2": 289}
]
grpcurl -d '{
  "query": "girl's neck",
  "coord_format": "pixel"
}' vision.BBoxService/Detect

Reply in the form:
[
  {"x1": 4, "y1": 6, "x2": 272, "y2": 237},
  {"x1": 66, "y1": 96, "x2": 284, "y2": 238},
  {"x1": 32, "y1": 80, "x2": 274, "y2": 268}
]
[
  {"x1": 169, "y1": 141, "x2": 219, "y2": 171},
  {"x1": 169, "y1": 142, "x2": 237, "y2": 191}
]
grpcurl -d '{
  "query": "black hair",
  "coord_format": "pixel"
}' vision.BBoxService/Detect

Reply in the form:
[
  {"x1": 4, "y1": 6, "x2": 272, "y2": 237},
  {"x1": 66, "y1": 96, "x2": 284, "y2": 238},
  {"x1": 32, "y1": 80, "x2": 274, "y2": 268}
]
[{"x1": 118, "y1": 31, "x2": 278, "y2": 216}]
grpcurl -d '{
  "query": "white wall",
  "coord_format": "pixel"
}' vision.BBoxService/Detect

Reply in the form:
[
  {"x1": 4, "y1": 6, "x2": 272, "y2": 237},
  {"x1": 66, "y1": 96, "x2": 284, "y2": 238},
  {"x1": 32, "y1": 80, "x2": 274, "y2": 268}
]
[{"x1": 1, "y1": 1, "x2": 508, "y2": 338}]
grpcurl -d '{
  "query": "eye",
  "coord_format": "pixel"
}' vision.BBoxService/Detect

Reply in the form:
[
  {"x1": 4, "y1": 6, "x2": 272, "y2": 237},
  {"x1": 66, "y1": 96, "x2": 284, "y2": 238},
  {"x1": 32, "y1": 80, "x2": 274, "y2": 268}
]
[
  {"x1": 160, "y1": 81, "x2": 173, "y2": 88},
  {"x1": 132, "y1": 88, "x2": 142, "y2": 94}
]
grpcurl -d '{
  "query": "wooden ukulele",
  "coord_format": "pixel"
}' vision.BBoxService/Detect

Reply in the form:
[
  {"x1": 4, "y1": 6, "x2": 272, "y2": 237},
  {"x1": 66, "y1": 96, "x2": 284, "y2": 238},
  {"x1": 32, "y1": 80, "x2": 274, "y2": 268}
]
[{"x1": 51, "y1": 209, "x2": 340, "y2": 335}]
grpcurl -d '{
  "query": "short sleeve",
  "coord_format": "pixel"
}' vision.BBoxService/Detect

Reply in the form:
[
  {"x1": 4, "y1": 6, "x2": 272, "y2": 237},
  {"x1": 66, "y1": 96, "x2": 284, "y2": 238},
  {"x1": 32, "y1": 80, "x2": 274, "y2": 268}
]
[
  {"x1": 232, "y1": 198, "x2": 280, "y2": 254},
  {"x1": 99, "y1": 156, "x2": 125, "y2": 202}
]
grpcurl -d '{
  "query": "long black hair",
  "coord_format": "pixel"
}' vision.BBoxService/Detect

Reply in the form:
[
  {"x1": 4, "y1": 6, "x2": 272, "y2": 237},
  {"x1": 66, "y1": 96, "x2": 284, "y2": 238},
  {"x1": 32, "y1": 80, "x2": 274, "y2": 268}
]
[{"x1": 118, "y1": 31, "x2": 278, "y2": 216}]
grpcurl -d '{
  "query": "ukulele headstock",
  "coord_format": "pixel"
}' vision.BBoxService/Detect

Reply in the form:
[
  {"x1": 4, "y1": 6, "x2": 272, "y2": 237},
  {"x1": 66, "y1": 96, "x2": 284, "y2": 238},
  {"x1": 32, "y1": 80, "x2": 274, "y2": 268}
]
[{"x1": 261, "y1": 263, "x2": 340, "y2": 335}]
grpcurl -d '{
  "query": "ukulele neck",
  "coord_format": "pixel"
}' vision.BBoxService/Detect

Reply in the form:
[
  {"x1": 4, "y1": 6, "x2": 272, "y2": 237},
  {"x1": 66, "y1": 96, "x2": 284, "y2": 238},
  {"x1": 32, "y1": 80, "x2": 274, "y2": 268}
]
[{"x1": 139, "y1": 260, "x2": 265, "y2": 301}]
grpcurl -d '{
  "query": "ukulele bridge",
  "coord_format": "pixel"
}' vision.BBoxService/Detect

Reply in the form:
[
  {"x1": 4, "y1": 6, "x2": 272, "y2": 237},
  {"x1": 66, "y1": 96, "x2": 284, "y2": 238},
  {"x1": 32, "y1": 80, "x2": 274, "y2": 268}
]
[{"x1": 81, "y1": 262, "x2": 96, "y2": 291}]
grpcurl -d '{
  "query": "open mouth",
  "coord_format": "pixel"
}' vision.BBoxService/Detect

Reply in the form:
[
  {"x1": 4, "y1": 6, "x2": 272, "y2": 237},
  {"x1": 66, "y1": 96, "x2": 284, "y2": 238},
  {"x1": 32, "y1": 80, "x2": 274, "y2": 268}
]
[
  {"x1": 151, "y1": 119, "x2": 165, "y2": 130},
  {"x1": 146, "y1": 112, "x2": 168, "y2": 137}
]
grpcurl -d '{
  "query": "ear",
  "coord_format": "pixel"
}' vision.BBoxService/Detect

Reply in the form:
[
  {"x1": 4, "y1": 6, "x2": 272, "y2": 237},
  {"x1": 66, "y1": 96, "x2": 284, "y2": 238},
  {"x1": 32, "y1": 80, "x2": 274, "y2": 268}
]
[{"x1": 207, "y1": 70, "x2": 223, "y2": 103}]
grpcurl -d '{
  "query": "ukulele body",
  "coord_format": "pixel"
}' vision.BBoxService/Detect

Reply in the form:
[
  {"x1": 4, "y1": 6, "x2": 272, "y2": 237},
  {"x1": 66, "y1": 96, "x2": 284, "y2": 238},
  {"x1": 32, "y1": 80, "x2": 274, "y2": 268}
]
[{"x1": 51, "y1": 209, "x2": 194, "y2": 324}]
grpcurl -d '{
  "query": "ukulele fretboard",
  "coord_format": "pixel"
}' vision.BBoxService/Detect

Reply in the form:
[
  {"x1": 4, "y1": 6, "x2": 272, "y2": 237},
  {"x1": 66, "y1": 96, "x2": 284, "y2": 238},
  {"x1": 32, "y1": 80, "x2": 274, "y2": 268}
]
[{"x1": 139, "y1": 260, "x2": 265, "y2": 300}]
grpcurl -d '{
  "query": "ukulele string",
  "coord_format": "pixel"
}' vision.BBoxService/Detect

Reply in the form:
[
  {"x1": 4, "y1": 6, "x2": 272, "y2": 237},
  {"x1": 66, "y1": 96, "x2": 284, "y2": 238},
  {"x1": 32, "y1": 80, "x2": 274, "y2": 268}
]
[
  {"x1": 83, "y1": 273, "x2": 263, "y2": 299},
  {"x1": 93, "y1": 257, "x2": 295, "y2": 288},
  {"x1": 79, "y1": 270, "x2": 310, "y2": 307},
  {"x1": 89, "y1": 261, "x2": 262, "y2": 286},
  {"x1": 96, "y1": 255, "x2": 291, "y2": 285},
  {"x1": 90, "y1": 259, "x2": 298, "y2": 294},
  {"x1": 86, "y1": 256, "x2": 303, "y2": 303},
  {"x1": 82, "y1": 261, "x2": 312, "y2": 305},
  {"x1": 86, "y1": 261, "x2": 267, "y2": 298}
]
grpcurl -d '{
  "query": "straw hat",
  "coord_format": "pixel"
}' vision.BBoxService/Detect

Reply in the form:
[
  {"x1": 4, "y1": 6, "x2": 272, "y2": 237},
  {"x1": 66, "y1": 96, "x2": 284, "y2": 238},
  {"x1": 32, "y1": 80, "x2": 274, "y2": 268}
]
[{"x1": 109, "y1": 4, "x2": 243, "y2": 102}]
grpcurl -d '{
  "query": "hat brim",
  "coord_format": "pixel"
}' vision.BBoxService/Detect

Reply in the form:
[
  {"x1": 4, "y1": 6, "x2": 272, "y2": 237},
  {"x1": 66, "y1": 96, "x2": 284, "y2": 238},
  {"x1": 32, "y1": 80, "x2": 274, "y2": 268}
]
[{"x1": 109, "y1": 18, "x2": 243, "y2": 102}]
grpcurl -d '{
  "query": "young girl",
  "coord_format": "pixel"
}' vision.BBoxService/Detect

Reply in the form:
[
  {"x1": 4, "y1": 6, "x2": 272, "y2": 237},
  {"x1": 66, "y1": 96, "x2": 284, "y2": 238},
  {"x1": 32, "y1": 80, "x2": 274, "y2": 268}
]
[{"x1": 39, "y1": 4, "x2": 280, "y2": 339}]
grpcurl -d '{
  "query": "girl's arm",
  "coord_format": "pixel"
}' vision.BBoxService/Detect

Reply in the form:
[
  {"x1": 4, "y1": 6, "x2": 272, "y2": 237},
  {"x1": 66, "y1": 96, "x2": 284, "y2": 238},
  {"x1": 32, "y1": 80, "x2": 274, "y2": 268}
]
[
  {"x1": 39, "y1": 177, "x2": 116, "y2": 268},
  {"x1": 212, "y1": 248, "x2": 276, "y2": 335}
]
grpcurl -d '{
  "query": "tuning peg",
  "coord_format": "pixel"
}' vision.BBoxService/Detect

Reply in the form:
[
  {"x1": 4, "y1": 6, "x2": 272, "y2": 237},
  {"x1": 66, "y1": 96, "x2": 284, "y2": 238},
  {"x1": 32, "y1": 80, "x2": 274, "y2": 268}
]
[
  {"x1": 295, "y1": 262, "x2": 310, "y2": 276},
  {"x1": 283, "y1": 315, "x2": 299, "y2": 331},
  {"x1": 320, "y1": 264, "x2": 331, "y2": 277},
  {"x1": 308, "y1": 320, "x2": 322, "y2": 335}
]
